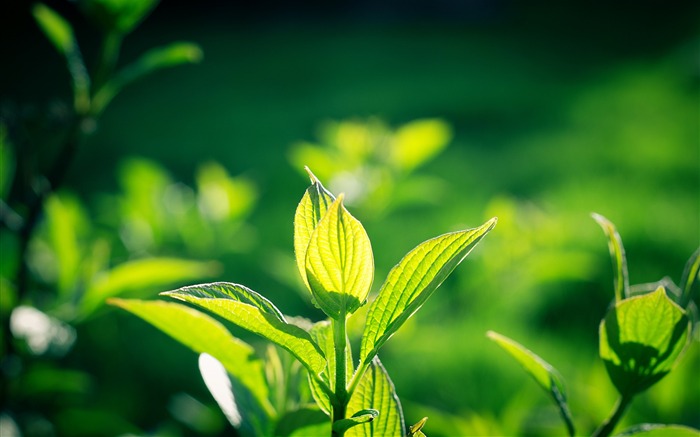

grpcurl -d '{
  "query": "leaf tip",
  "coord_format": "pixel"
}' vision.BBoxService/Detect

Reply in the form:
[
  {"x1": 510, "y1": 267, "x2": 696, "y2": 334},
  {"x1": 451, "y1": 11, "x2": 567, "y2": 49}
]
[{"x1": 304, "y1": 166, "x2": 320, "y2": 184}]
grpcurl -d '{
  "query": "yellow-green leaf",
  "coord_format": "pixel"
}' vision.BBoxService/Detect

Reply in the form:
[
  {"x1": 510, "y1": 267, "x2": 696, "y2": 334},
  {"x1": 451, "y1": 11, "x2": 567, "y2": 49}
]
[
  {"x1": 391, "y1": 119, "x2": 452, "y2": 172},
  {"x1": 600, "y1": 287, "x2": 690, "y2": 396},
  {"x1": 305, "y1": 195, "x2": 374, "y2": 319},
  {"x1": 614, "y1": 424, "x2": 700, "y2": 436},
  {"x1": 360, "y1": 218, "x2": 496, "y2": 365},
  {"x1": 592, "y1": 213, "x2": 630, "y2": 302}
]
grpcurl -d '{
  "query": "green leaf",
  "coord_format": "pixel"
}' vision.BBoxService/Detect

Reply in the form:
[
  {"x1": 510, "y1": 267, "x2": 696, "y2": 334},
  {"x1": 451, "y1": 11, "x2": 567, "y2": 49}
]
[
  {"x1": 44, "y1": 194, "x2": 87, "y2": 298},
  {"x1": 92, "y1": 42, "x2": 203, "y2": 114},
  {"x1": 599, "y1": 286, "x2": 691, "y2": 396},
  {"x1": 274, "y1": 407, "x2": 330, "y2": 437},
  {"x1": 294, "y1": 167, "x2": 335, "y2": 291},
  {"x1": 592, "y1": 213, "x2": 630, "y2": 302},
  {"x1": 614, "y1": 424, "x2": 700, "y2": 436},
  {"x1": 80, "y1": 258, "x2": 218, "y2": 319},
  {"x1": 333, "y1": 409, "x2": 379, "y2": 434},
  {"x1": 408, "y1": 417, "x2": 429, "y2": 437},
  {"x1": 198, "y1": 353, "x2": 242, "y2": 427},
  {"x1": 487, "y1": 331, "x2": 575, "y2": 437},
  {"x1": 305, "y1": 194, "x2": 374, "y2": 319},
  {"x1": 680, "y1": 248, "x2": 700, "y2": 307},
  {"x1": 391, "y1": 118, "x2": 452, "y2": 172},
  {"x1": 32, "y1": 3, "x2": 90, "y2": 112},
  {"x1": 163, "y1": 282, "x2": 329, "y2": 382},
  {"x1": 78, "y1": 0, "x2": 160, "y2": 34},
  {"x1": 346, "y1": 357, "x2": 405, "y2": 437},
  {"x1": 109, "y1": 298, "x2": 274, "y2": 418},
  {"x1": 360, "y1": 218, "x2": 496, "y2": 365}
]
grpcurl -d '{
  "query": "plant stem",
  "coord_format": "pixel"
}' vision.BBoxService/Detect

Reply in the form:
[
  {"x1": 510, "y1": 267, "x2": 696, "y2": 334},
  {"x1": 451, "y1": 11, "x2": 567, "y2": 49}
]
[
  {"x1": 92, "y1": 31, "x2": 122, "y2": 97},
  {"x1": 332, "y1": 313, "x2": 348, "y2": 437},
  {"x1": 592, "y1": 395, "x2": 633, "y2": 437}
]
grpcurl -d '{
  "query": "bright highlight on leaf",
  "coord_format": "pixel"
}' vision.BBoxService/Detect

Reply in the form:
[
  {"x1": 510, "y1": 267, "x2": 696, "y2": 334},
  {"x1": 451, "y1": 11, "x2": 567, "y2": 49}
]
[
  {"x1": 599, "y1": 286, "x2": 690, "y2": 397},
  {"x1": 199, "y1": 353, "x2": 243, "y2": 427},
  {"x1": 360, "y1": 218, "x2": 497, "y2": 365},
  {"x1": 305, "y1": 194, "x2": 374, "y2": 319},
  {"x1": 487, "y1": 331, "x2": 575, "y2": 437}
]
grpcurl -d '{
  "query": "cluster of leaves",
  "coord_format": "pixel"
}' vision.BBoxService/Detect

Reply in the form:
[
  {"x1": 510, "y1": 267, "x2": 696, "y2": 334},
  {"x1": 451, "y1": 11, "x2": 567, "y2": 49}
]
[
  {"x1": 488, "y1": 214, "x2": 698, "y2": 437},
  {"x1": 289, "y1": 118, "x2": 453, "y2": 217},
  {"x1": 113, "y1": 168, "x2": 496, "y2": 436}
]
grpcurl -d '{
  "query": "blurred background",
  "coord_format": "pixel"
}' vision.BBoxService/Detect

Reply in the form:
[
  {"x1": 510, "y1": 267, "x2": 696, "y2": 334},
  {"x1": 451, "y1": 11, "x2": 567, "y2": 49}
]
[{"x1": 1, "y1": 0, "x2": 699, "y2": 435}]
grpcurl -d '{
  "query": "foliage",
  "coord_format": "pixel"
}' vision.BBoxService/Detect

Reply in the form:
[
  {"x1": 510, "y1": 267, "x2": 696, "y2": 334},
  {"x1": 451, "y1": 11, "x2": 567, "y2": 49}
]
[
  {"x1": 488, "y1": 214, "x2": 698, "y2": 437},
  {"x1": 113, "y1": 169, "x2": 496, "y2": 436}
]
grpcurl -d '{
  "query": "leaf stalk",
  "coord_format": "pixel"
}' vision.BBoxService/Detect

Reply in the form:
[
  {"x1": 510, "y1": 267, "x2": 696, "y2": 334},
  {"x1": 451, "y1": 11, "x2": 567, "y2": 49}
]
[{"x1": 592, "y1": 394, "x2": 633, "y2": 437}]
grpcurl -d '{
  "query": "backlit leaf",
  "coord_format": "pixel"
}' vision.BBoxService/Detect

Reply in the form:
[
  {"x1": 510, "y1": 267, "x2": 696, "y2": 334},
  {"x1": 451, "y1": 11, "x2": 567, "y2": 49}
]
[
  {"x1": 305, "y1": 195, "x2": 373, "y2": 318},
  {"x1": 109, "y1": 298, "x2": 274, "y2": 418},
  {"x1": 346, "y1": 357, "x2": 404, "y2": 437},
  {"x1": 592, "y1": 213, "x2": 630, "y2": 302},
  {"x1": 163, "y1": 283, "x2": 329, "y2": 381},
  {"x1": 333, "y1": 409, "x2": 379, "y2": 434},
  {"x1": 599, "y1": 287, "x2": 690, "y2": 396},
  {"x1": 392, "y1": 119, "x2": 452, "y2": 172},
  {"x1": 360, "y1": 218, "x2": 496, "y2": 365},
  {"x1": 294, "y1": 168, "x2": 335, "y2": 290},
  {"x1": 487, "y1": 331, "x2": 574, "y2": 436}
]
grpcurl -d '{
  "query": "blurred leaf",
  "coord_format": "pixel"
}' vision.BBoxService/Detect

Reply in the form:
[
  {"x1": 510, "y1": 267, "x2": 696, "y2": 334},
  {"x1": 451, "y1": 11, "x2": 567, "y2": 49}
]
[
  {"x1": 294, "y1": 168, "x2": 335, "y2": 291},
  {"x1": 275, "y1": 407, "x2": 329, "y2": 436},
  {"x1": 592, "y1": 213, "x2": 630, "y2": 302},
  {"x1": 0, "y1": 126, "x2": 14, "y2": 200},
  {"x1": 80, "y1": 257, "x2": 218, "y2": 318},
  {"x1": 163, "y1": 282, "x2": 329, "y2": 381},
  {"x1": 109, "y1": 298, "x2": 274, "y2": 417},
  {"x1": 680, "y1": 248, "x2": 699, "y2": 307},
  {"x1": 486, "y1": 331, "x2": 575, "y2": 436},
  {"x1": 93, "y1": 42, "x2": 202, "y2": 114},
  {"x1": 78, "y1": 0, "x2": 160, "y2": 33},
  {"x1": 21, "y1": 365, "x2": 91, "y2": 397},
  {"x1": 599, "y1": 287, "x2": 690, "y2": 396},
  {"x1": 360, "y1": 218, "x2": 497, "y2": 365},
  {"x1": 614, "y1": 424, "x2": 700, "y2": 436},
  {"x1": 346, "y1": 357, "x2": 404, "y2": 437},
  {"x1": 44, "y1": 194, "x2": 87, "y2": 297},
  {"x1": 391, "y1": 119, "x2": 451, "y2": 172},
  {"x1": 32, "y1": 3, "x2": 90, "y2": 112},
  {"x1": 196, "y1": 162, "x2": 256, "y2": 222},
  {"x1": 305, "y1": 195, "x2": 374, "y2": 319},
  {"x1": 333, "y1": 409, "x2": 379, "y2": 434}
]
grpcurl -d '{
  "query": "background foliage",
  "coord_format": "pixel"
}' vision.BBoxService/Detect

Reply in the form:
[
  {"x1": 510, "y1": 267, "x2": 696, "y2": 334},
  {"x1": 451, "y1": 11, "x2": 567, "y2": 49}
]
[{"x1": 1, "y1": 0, "x2": 698, "y2": 435}]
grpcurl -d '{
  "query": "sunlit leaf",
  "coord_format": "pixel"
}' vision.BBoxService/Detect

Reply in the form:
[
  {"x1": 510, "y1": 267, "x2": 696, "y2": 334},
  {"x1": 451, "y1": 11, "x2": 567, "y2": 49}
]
[
  {"x1": 346, "y1": 357, "x2": 404, "y2": 437},
  {"x1": 163, "y1": 282, "x2": 329, "y2": 381},
  {"x1": 592, "y1": 213, "x2": 630, "y2": 302},
  {"x1": 599, "y1": 287, "x2": 690, "y2": 396},
  {"x1": 360, "y1": 218, "x2": 496, "y2": 365},
  {"x1": 294, "y1": 168, "x2": 335, "y2": 290},
  {"x1": 391, "y1": 119, "x2": 452, "y2": 172},
  {"x1": 109, "y1": 298, "x2": 274, "y2": 418},
  {"x1": 487, "y1": 331, "x2": 574, "y2": 436},
  {"x1": 305, "y1": 195, "x2": 374, "y2": 319},
  {"x1": 333, "y1": 409, "x2": 379, "y2": 434},
  {"x1": 80, "y1": 258, "x2": 218, "y2": 318},
  {"x1": 408, "y1": 417, "x2": 429, "y2": 437},
  {"x1": 93, "y1": 42, "x2": 203, "y2": 114},
  {"x1": 614, "y1": 424, "x2": 700, "y2": 436},
  {"x1": 198, "y1": 353, "x2": 242, "y2": 427}
]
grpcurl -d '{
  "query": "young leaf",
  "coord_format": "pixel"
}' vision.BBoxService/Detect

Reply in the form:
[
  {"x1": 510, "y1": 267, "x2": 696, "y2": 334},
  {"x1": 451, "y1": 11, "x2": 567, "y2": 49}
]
[
  {"x1": 346, "y1": 357, "x2": 405, "y2": 437},
  {"x1": 680, "y1": 248, "x2": 700, "y2": 307},
  {"x1": 360, "y1": 218, "x2": 496, "y2": 365},
  {"x1": 294, "y1": 168, "x2": 335, "y2": 290},
  {"x1": 487, "y1": 331, "x2": 575, "y2": 437},
  {"x1": 305, "y1": 195, "x2": 374, "y2": 319},
  {"x1": 109, "y1": 298, "x2": 274, "y2": 417},
  {"x1": 599, "y1": 286, "x2": 690, "y2": 396},
  {"x1": 332, "y1": 409, "x2": 379, "y2": 434},
  {"x1": 162, "y1": 283, "x2": 329, "y2": 382},
  {"x1": 408, "y1": 417, "x2": 429, "y2": 437},
  {"x1": 79, "y1": 258, "x2": 218, "y2": 319},
  {"x1": 92, "y1": 42, "x2": 203, "y2": 114},
  {"x1": 614, "y1": 424, "x2": 700, "y2": 436},
  {"x1": 592, "y1": 213, "x2": 630, "y2": 302}
]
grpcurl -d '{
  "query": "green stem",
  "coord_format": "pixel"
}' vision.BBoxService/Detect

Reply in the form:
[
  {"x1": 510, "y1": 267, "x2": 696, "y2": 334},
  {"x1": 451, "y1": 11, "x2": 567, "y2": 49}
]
[
  {"x1": 332, "y1": 314, "x2": 348, "y2": 437},
  {"x1": 91, "y1": 31, "x2": 122, "y2": 97},
  {"x1": 592, "y1": 395, "x2": 633, "y2": 437}
]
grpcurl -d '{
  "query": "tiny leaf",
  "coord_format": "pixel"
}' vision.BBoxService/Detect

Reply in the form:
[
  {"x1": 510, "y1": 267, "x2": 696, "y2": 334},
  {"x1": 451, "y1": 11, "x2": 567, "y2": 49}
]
[
  {"x1": 346, "y1": 357, "x2": 405, "y2": 437},
  {"x1": 487, "y1": 331, "x2": 575, "y2": 436},
  {"x1": 294, "y1": 168, "x2": 335, "y2": 290},
  {"x1": 408, "y1": 417, "x2": 429, "y2": 437},
  {"x1": 109, "y1": 298, "x2": 274, "y2": 417},
  {"x1": 360, "y1": 218, "x2": 496, "y2": 365},
  {"x1": 163, "y1": 282, "x2": 329, "y2": 381},
  {"x1": 333, "y1": 409, "x2": 379, "y2": 434},
  {"x1": 599, "y1": 287, "x2": 690, "y2": 396},
  {"x1": 305, "y1": 194, "x2": 374, "y2": 318},
  {"x1": 592, "y1": 213, "x2": 630, "y2": 302}
]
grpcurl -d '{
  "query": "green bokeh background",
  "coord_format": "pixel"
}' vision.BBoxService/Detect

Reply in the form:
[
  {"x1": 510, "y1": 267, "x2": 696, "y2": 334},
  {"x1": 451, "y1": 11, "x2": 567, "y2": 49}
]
[{"x1": 2, "y1": 0, "x2": 698, "y2": 435}]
